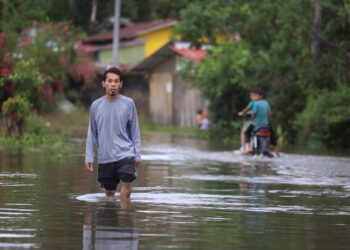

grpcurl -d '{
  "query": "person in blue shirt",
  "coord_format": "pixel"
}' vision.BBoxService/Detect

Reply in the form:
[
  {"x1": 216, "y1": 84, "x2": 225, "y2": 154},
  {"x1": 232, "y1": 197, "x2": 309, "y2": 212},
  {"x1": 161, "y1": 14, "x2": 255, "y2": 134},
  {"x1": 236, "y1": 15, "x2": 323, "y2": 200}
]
[{"x1": 239, "y1": 89, "x2": 272, "y2": 154}]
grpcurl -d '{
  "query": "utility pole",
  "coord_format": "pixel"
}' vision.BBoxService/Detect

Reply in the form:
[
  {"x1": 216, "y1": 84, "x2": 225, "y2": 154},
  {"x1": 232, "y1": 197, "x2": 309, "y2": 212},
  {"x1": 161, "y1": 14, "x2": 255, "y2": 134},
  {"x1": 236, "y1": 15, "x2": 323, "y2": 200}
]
[{"x1": 112, "y1": 0, "x2": 121, "y2": 67}]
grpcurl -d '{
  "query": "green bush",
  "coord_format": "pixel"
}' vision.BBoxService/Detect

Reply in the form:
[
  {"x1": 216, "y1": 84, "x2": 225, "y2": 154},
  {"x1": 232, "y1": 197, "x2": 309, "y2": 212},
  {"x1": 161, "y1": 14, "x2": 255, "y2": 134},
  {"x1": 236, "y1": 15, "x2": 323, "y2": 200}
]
[
  {"x1": 25, "y1": 115, "x2": 51, "y2": 135},
  {"x1": 2, "y1": 96, "x2": 30, "y2": 120},
  {"x1": 0, "y1": 113, "x2": 76, "y2": 154},
  {"x1": 2, "y1": 96, "x2": 30, "y2": 135},
  {"x1": 6, "y1": 59, "x2": 46, "y2": 99},
  {"x1": 175, "y1": 0, "x2": 350, "y2": 148},
  {"x1": 295, "y1": 86, "x2": 350, "y2": 147},
  {"x1": 180, "y1": 41, "x2": 251, "y2": 143}
]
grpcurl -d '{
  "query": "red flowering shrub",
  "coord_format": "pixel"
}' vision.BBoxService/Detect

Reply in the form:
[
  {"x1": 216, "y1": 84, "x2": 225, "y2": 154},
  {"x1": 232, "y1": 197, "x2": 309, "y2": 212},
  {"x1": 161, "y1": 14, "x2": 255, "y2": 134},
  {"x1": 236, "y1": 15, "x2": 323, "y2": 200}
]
[{"x1": 0, "y1": 22, "x2": 97, "y2": 108}]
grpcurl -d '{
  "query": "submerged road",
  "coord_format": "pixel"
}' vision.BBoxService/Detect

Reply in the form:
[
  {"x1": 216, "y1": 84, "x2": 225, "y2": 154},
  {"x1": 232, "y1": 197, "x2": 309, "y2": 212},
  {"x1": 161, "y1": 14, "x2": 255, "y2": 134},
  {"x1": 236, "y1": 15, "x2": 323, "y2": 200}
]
[{"x1": 0, "y1": 133, "x2": 349, "y2": 249}]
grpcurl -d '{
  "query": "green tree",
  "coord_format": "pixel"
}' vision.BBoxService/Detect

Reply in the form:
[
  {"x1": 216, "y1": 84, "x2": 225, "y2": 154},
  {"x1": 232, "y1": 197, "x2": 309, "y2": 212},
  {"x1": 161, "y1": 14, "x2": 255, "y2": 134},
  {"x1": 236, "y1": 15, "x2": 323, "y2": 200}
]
[
  {"x1": 0, "y1": 0, "x2": 86, "y2": 135},
  {"x1": 122, "y1": 0, "x2": 190, "y2": 22},
  {"x1": 0, "y1": 0, "x2": 191, "y2": 33},
  {"x1": 296, "y1": 87, "x2": 350, "y2": 147},
  {"x1": 180, "y1": 41, "x2": 251, "y2": 141},
  {"x1": 176, "y1": 0, "x2": 350, "y2": 147},
  {"x1": 0, "y1": 59, "x2": 45, "y2": 136},
  {"x1": 0, "y1": 0, "x2": 114, "y2": 32}
]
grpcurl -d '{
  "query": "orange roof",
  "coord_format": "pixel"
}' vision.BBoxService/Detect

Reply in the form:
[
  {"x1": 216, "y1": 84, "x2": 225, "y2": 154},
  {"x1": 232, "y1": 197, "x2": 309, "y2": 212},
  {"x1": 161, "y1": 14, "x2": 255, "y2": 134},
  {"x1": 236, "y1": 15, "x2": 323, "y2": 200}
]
[
  {"x1": 170, "y1": 46, "x2": 207, "y2": 63},
  {"x1": 133, "y1": 42, "x2": 208, "y2": 72}
]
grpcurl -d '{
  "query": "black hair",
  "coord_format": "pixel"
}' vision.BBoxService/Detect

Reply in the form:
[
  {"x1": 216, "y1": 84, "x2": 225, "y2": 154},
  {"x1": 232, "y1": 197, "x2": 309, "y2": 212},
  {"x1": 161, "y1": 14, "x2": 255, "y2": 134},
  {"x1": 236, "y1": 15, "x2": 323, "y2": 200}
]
[
  {"x1": 197, "y1": 109, "x2": 203, "y2": 114},
  {"x1": 250, "y1": 88, "x2": 264, "y2": 96},
  {"x1": 102, "y1": 67, "x2": 123, "y2": 82}
]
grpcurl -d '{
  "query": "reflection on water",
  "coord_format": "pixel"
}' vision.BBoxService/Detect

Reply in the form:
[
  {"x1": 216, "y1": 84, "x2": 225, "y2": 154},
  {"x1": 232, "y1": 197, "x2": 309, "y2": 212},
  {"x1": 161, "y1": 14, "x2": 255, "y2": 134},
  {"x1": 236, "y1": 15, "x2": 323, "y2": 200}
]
[
  {"x1": 0, "y1": 133, "x2": 350, "y2": 249},
  {"x1": 83, "y1": 199, "x2": 138, "y2": 250}
]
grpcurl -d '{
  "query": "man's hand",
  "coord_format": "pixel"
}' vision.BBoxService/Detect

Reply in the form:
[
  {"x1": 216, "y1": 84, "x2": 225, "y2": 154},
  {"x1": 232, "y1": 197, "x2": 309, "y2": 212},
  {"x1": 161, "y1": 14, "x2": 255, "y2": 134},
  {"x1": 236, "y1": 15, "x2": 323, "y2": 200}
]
[
  {"x1": 85, "y1": 162, "x2": 95, "y2": 172},
  {"x1": 238, "y1": 111, "x2": 244, "y2": 116},
  {"x1": 134, "y1": 160, "x2": 141, "y2": 167}
]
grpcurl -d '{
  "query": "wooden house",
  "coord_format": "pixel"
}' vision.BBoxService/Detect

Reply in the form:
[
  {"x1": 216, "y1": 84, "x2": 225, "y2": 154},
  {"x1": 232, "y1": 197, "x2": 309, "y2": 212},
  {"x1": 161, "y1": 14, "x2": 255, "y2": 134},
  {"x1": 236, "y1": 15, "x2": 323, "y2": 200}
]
[
  {"x1": 79, "y1": 19, "x2": 208, "y2": 127},
  {"x1": 132, "y1": 42, "x2": 208, "y2": 127}
]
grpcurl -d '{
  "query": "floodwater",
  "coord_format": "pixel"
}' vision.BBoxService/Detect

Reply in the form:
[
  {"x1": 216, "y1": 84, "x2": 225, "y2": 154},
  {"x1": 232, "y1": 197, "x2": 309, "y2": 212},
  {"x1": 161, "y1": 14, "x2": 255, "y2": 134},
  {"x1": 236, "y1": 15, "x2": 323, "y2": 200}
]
[{"x1": 0, "y1": 132, "x2": 349, "y2": 250}]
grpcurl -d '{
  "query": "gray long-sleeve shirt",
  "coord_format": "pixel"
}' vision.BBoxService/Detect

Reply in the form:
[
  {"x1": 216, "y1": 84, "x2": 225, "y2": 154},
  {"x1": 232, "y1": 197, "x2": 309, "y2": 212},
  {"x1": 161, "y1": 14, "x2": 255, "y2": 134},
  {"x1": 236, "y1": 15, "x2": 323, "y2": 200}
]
[{"x1": 85, "y1": 95, "x2": 141, "y2": 164}]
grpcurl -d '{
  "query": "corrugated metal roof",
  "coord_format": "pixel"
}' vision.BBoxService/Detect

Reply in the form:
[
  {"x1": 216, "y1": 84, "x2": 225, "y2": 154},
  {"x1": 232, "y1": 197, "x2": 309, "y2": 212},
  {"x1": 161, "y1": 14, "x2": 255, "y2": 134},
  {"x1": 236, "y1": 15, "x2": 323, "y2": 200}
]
[{"x1": 83, "y1": 19, "x2": 177, "y2": 44}]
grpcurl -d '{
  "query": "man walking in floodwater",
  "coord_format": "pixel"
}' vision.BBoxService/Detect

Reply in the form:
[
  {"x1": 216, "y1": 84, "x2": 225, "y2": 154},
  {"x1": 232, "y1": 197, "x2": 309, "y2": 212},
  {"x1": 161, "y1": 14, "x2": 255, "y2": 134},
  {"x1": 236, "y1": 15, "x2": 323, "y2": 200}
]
[{"x1": 85, "y1": 67, "x2": 141, "y2": 198}]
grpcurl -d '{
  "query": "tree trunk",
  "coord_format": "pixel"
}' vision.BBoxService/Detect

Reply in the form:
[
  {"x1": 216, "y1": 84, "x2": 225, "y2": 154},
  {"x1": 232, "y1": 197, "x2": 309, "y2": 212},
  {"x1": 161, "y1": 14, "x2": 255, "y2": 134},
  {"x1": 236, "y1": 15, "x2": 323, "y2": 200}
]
[
  {"x1": 68, "y1": 0, "x2": 77, "y2": 11},
  {"x1": 89, "y1": 0, "x2": 98, "y2": 32},
  {"x1": 4, "y1": 113, "x2": 23, "y2": 136},
  {"x1": 311, "y1": 0, "x2": 321, "y2": 57}
]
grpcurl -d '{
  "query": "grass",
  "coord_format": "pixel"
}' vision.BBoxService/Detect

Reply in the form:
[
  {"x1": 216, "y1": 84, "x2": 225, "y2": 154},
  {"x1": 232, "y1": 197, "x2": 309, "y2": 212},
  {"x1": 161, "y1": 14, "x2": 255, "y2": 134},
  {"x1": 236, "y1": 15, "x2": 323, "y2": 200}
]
[
  {"x1": 0, "y1": 105, "x2": 207, "y2": 154},
  {"x1": 0, "y1": 131, "x2": 74, "y2": 154},
  {"x1": 45, "y1": 106, "x2": 205, "y2": 138},
  {"x1": 0, "y1": 113, "x2": 81, "y2": 154},
  {"x1": 42, "y1": 105, "x2": 90, "y2": 137}
]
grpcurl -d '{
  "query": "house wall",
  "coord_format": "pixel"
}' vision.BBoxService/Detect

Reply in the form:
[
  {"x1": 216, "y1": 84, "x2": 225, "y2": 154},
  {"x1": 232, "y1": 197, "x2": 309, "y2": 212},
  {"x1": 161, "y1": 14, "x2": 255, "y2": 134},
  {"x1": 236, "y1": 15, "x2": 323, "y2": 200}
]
[
  {"x1": 98, "y1": 49, "x2": 112, "y2": 64},
  {"x1": 137, "y1": 27, "x2": 173, "y2": 57},
  {"x1": 122, "y1": 74, "x2": 150, "y2": 123},
  {"x1": 148, "y1": 56, "x2": 175, "y2": 125},
  {"x1": 98, "y1": 43, "x2": 145, "y2": 65},
  {"x1": 149, "y1": 73, "x2": 173, "y2": 125},
  {"x1": 173, "y1": 57, "x2": 206, "y2": 127},
  {"x1": 173, "y1": 75, "x2": 204, "y2": 127},
  {"x1": 148, "y1": 55, "x2": 205, "y2": 127}
]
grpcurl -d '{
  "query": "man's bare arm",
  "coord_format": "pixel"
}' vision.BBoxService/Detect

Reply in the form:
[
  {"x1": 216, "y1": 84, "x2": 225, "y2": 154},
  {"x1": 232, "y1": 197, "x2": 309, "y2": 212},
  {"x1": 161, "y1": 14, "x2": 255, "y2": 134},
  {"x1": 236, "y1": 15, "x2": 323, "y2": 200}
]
[{"x1": 238, "y1": 105, "x2": 251, "y2": 116}]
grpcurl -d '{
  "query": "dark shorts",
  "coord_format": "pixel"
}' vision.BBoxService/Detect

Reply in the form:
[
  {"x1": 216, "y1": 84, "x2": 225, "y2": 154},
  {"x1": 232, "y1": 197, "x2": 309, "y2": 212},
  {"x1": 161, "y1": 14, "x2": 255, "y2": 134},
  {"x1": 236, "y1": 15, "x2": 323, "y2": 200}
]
[
  {"x1": 98, "y1": 157, "x2": 136, "y2": 190},
  {"x1": 245, "y1": 124, "x2": 255, "y2": 142}
]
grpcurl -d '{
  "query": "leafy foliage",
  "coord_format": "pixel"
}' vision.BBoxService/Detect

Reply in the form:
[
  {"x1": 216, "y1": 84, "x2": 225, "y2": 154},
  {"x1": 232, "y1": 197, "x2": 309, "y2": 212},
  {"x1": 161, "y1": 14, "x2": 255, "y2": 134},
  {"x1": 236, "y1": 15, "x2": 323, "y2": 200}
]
[
  {"x1": 2, "y1": 95, "x2": 29, "y2": 120},
  {"x1": 176, "y1": 0, "x2": 350, "y2": 147},
  {"x1": 180, "y1": 41, "x2": 250, "y2": 127},
  {"x1": 296, "y1": 87, "x2": 350, "y2": 147},
  {"x1": 0, "y1": 1, "x2": 88, "y2": 138},
  {"x1": 1, "y1": 95, "x2": 30, "y2": 135},
  {"x1": 0, "y1": 16, "x2": 86, "y2": 108},
  {"x1": 0, "y1": 0, "x2": 191, "y2": 32},
  {"x1": 0, "y1": 114, "x2": 75, "y2": 154},
  {"x1": 5, "y1": 59, "x2": 45, "y2": 99}
]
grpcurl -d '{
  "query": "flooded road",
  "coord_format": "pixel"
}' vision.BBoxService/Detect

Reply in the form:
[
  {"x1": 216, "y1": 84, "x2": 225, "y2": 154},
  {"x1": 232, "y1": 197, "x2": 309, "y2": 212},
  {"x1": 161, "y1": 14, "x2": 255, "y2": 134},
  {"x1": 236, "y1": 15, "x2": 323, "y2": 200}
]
[{"x1": 0, "y1": 133, "x2": 350, "y2": 249}]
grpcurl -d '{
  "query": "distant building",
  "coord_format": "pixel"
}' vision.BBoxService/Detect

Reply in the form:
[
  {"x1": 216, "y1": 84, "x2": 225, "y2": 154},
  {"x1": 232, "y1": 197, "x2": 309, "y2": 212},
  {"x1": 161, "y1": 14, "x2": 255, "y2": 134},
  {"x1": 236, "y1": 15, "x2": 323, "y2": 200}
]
[
  {"x1": 81, "y1": 19, "x2": 177, "y2": 70},
  {"x1": 132, "y1": 41, "x2": 208, "y2": 127},
  {"x1": 78, "y1": 19, "x2": 209, "y2": 127}
]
